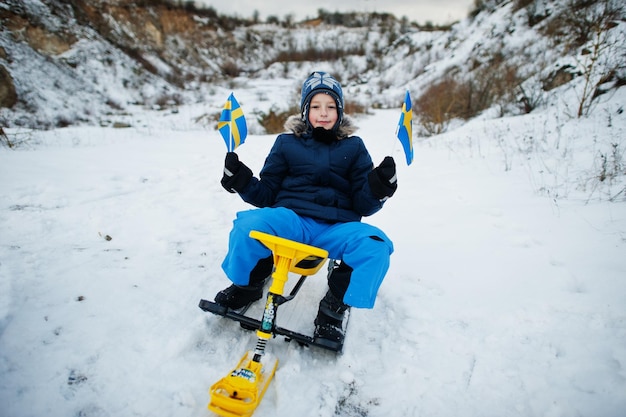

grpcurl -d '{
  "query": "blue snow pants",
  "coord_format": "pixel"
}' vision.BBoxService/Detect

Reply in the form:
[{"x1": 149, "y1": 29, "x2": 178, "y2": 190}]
[{"x1": 221, "y1": 207, "x2": 394, "y2": 308}]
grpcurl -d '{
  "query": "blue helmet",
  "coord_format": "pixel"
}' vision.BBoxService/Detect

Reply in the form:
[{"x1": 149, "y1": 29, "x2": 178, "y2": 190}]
[{"x1": 300, "y1": 71, "x2": 344, "y2": 129}]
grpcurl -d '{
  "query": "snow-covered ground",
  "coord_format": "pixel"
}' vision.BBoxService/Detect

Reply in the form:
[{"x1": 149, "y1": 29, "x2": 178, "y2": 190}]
[{"x1": 1, "y1": 86, "x2": 625, "y2": 416}]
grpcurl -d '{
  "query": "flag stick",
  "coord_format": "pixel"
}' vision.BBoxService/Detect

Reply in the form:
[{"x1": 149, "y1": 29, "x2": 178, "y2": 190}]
[{"x1": 229, "y1": 119, "x2": 234, "y2": 152}]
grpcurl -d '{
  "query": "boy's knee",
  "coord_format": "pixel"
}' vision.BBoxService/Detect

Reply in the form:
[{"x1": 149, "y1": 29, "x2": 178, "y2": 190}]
[{"x1": 366, "y1": 234, "x2": 394, "y2": 254}]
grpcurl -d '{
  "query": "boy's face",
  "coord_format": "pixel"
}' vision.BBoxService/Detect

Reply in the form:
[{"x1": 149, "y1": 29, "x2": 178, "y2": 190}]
[{"x1": 308, "y1": 93, "x2": 338, "y2": 130}]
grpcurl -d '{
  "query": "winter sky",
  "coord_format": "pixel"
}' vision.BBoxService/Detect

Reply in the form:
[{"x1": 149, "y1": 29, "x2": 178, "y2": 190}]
[{"x1": 197, "y1": 0, "x2": 474, "y2": 24}]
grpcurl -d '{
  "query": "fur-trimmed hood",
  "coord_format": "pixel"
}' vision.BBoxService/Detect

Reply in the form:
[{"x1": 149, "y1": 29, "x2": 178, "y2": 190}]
[{"x1": 283, "y1": 114, "x2": 358, "y2": 139}]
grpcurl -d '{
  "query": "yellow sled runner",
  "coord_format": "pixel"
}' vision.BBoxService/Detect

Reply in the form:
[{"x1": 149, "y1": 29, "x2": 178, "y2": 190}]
[
  {"x1": 208, "y1": 351, "x2": 278, "y2": 417},
  {"x1": 204, "y1": 231, "x2": 329, "y2": 417}
]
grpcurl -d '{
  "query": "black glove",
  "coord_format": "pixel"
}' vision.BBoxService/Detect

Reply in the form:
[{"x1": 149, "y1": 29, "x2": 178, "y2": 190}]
[
  {"x1": 221, "y1": 152, "x2": 253, "y2": 193},
  {"x1": 368, "y1": 156, "x2": 397, "y2": 200}
]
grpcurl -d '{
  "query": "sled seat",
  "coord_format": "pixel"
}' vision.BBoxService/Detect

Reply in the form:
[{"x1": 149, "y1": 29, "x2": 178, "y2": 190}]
[{"x1": 249, "y1": 230, "x2": 328, "y2": 277}]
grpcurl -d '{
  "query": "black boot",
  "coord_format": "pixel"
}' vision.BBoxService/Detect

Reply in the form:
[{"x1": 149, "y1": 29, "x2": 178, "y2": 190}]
[
  {"x1": 214, "y1": 256, "x2": 273, "y2": 309},
  {"x1": 314, "y1": 289, "x2": 348, "y2": 348},
  {"x1": 214, "y1": 283, "x2": 264, "y2": 310}
]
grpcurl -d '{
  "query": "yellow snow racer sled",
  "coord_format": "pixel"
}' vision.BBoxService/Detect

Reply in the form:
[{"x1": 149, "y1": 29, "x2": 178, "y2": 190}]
[{"x1": 204, "y1": 231, "x2": 329, "y2": 417}]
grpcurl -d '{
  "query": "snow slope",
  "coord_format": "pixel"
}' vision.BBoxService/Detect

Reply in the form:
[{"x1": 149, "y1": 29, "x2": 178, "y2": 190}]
[{"x1": 1, "y1": 85, "x2": 625, "y2": 416}]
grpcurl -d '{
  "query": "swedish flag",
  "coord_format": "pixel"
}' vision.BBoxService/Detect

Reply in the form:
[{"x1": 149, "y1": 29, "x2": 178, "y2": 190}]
[
  {"x1": 218, "y1": 93, "x2": 247, "y2": 151},
  {"x1": 396, "y1": 90, "x2": 413, "y2": 165}
]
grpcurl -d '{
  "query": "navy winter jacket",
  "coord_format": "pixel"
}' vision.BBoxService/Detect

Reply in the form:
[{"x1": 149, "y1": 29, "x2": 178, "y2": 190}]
[{"x1": 238, "y1": 116, "x2": 384, "y2": 223}]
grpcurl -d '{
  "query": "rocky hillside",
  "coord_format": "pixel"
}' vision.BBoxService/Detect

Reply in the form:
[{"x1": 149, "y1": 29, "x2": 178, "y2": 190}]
[{"x1": 0, "y1": 0, "x2": 624, "y2": 131}]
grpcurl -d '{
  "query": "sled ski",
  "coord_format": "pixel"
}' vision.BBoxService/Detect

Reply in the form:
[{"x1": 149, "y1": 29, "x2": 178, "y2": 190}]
[
  {"x1": 198, "y1": 298, "x2": 350, "y2": 353},
  {"x1": 200, "y1": 231, "x2": 334, "y2": 417}
]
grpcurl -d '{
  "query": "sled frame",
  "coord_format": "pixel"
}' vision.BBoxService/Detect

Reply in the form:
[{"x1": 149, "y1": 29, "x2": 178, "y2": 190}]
[{"x1": 202, "y1": 231, "x2": 332, "y2": 417}]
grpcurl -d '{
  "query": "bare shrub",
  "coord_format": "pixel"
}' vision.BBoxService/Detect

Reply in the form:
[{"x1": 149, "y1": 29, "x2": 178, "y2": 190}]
[
  {"x1": 154, "y1": 93, "x2": 184, "y2": 109},
  {"x1": 561, "y1": 0, "x2": 623, "y2": 48},
  {"x1": 512, "y1": 0, "x2": 535, "y2": 12},
  {"x1": 221, "y1": 60, "x2": 241, "y2": 77},
  {"x1": 0, "y1": 127, "x2": 31, "y2": 148},
  {"x1": 536, "y1": 0, "x2": 625, "y2": 117},
  {"x1": 598, "y1": 142, "x2": 624, "y2": 183},
  {"x1": 344, "y1": 100, "x2": 369, "y2": 116},
  {"x1": 415, "y1": 77, "x2": 465, "y2": 135},
  {"x1": 416, "y1": 58, "x2": 525, "y2": 135},
  {"x1": 517, "y1": 81, "x2": 545, "y2": 114},
  {"x1": 515, "y1": 0, "x2": 551, "y2": 26},
  {"x1": 0, "y1": 126, "x2": 11, "y2": 148},
  {"x1": 257, "y1": 106, "x2": 297, "y2": 134},
  {"x1": 566, "y1": 0, "x2": 626, "y2": 117},
  {"x1": 542, "y1": 0, "x2": 624, "y2": 49},
  {"x1": 467, "y1": 61, "x2": 524, "y2": 117},
  {"x1": 273, "y1": 46, "x2": 365, "y2": 64},
  {"x1": 469, "y1": 0, "x2": 508, "y2": 19},
  {"x1": 583, "y1": 141, "x2": 626, "y2": 202}
]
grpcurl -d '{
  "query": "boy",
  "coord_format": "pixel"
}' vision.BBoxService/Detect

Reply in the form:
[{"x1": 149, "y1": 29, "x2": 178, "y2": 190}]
[{"x1": 215, "y1": 71, "x2": 397, "y2": 346}]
